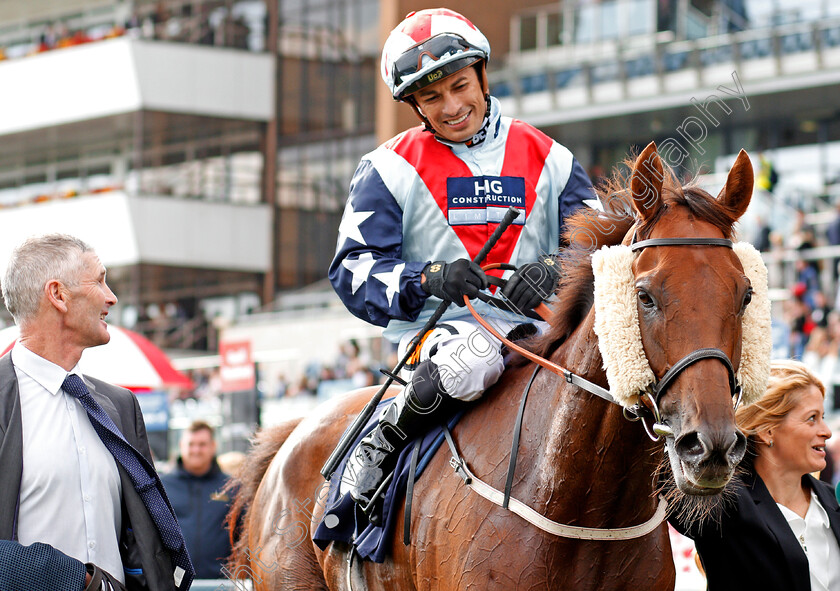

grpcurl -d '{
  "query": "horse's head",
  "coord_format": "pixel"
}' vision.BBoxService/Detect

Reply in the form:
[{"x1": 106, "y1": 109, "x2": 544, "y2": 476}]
[
  {"x1": 589, "y1": 142, "x2": 771, "y2": 501},
  {"x1": 627, "y1": 142, "x2": 759, "y2": 495}
]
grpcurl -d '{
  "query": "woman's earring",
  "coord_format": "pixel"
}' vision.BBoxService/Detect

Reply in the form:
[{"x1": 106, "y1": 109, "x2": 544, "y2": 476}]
[{"x1": 768, "y1": 440, "x2": 774, "y2": 448}]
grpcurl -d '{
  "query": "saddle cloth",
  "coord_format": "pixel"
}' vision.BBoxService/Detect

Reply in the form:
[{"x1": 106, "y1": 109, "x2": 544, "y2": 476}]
[{"x1": 313, "y1": 397, "x2": 464, "y2": 563}]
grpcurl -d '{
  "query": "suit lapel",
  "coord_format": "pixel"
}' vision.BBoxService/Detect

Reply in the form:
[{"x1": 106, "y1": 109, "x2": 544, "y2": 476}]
[
  {"x1": 83, "y1": 376, "x2": 127, "y2": 437},
  {"x1": 0, "y1": 354, "x2": 23, "y2": 540},
  {"x1": 747, "y1": 471, "x2": 812, "y2": 591}
]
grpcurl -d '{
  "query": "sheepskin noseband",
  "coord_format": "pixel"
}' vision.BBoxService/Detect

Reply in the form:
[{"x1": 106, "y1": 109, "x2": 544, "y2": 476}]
[{"x1": 591, "y1": 241, "x2": 771, "y2": 408}]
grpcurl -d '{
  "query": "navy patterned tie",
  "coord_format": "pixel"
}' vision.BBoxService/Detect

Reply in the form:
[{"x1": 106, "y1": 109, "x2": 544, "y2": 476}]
[{"x1": 62, "y1": 374, "x2": 194, "y2": 590}]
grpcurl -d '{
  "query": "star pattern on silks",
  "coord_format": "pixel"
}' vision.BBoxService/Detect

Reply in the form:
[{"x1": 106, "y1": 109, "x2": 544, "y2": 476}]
[
  {"x1": 337, "y1": 203, "x2": 374, "y2": 250},
  {"x1": 341, "y1": 252, "x2": 376, "y2": 294},
  {"x1": 373, "y1": 263, "x2": 405, "y2": 307}
]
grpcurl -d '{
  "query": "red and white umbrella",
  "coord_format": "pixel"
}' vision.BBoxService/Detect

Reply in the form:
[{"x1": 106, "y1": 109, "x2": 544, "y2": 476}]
[{"x1": 0, "y1": 324, "x2": 194, "y2": 392}]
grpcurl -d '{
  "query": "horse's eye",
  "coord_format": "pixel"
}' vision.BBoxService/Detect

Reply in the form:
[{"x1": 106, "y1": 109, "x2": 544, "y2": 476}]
[
  {"x1": 638, "y1": 289, "x2": 656, "y2": 309},
  {"x1": 741, "y1": 288, "x2": 753, "y2": 311}
]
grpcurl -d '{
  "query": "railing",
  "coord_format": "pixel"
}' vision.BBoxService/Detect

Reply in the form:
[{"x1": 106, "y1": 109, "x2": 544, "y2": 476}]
[
  {"x1": 0, "y1": 151, "x2": 264, "y2": 209},
  {"x1": 134, "y1": 314, "x2": 217, "y2": 353},
  {"x1": 490, "y1": 17, "x2": 840, "y2": 100}
]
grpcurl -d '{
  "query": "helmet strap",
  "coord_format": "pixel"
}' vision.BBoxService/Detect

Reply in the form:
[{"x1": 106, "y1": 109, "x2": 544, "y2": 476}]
[
  {"x1": 405, "y1": 98, "x2": 436, "y2": 133},
  {"x1": 463, "y1": 95, "x2": 491, "y2": 148}
]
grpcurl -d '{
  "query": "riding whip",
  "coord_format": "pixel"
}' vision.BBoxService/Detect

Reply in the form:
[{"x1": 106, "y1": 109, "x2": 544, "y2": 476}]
[{"x1": 320, "y1": 206, "x2": 521, "y2": 480}]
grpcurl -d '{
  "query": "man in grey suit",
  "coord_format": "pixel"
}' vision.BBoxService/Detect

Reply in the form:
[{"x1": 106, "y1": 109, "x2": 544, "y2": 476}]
[{"x1": 0, "y1": 234, "x2": 193, "y2": 590}]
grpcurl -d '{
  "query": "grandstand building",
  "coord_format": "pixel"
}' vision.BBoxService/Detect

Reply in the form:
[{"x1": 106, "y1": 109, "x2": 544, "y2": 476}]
[
  {"x1": 0, "y1": 0, "x2": 378, "y2": 352},
  {"x1": 2, "y1": 0, "x2": 840, "y2": 412}
]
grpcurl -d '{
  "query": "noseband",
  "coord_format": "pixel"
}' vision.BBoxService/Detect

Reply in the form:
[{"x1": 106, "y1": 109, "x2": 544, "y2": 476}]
[{"x1": 627, "y1": 235, "x2": 743, "y2": 440}]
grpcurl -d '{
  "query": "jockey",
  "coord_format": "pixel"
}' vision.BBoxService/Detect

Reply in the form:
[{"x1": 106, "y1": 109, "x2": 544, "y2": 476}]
[{"x1": 328, "y1": 7, "x2": 594, "y2": 524}]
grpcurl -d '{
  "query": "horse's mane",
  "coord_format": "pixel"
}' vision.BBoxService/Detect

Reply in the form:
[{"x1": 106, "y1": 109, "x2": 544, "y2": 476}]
[
  {"x1": 225, "y1": 419, "x2": 303, "y2": 573},
  {"x1": 526, "y1": 157, "x2": 742, "y2": 360}
]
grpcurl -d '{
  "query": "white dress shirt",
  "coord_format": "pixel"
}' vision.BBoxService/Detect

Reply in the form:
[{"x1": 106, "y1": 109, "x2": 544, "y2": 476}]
[
  {"x1": 13, "y1": 342, "x2": 125, "y2": 584},
  {"x1": 777, "y1": 490, "x2": 840, "y2": 591}
]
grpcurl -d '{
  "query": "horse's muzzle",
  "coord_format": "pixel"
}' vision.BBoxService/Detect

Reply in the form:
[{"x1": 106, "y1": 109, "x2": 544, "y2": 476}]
[{"x1": 670, "y1": 428, "x2": 747, "y2": 492}]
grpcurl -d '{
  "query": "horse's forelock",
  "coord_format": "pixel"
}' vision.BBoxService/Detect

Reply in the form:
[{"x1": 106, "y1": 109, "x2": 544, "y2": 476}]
[{"x1": 636, "y1": 174, "x2": 740, "y2": 240}]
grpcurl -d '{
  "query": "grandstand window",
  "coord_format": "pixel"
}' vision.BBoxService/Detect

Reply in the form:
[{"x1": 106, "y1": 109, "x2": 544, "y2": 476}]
[
  {"x1": 824, "y1": 26, "x2": 840, "y2": 48},
  {"x1": 627, "y1": 0, "x2": 654, "y2": 37},
  {"x1": 592, "y1": 61, "x2": 620, "y2": 83},
  {"x1": 599, "y1": 2, "x2": 620, "y2": 41},
  {"x1": 739, "y1": 38, "x2": 772, "y2": 60},
  {"x1": 519, "y1": 14, "x2": 538, "y2": 51},
  {"x1": 546, "y1": 12, "x2": 563, "y2": 48},
  {"x1": 780, "y1": 32, "x2": 814, "y2": 54},
  {"x1": 625, "y1": 55, "x2": 655, "y2": 78},
  {"x1": 663, "y1": 50, "x2": 691, "y2": 71}
]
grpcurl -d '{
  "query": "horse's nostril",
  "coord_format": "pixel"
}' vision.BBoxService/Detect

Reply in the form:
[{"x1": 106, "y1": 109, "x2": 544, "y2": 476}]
[
  {"x1": 727, "y1": 430, "x2": 748, "y2": 463},
  {"x1": 676, "y1": 430, "x2": 747, "y2": 467},
  {"x1": 675, "y1": 431, "x2": 709, "y2": 462}
]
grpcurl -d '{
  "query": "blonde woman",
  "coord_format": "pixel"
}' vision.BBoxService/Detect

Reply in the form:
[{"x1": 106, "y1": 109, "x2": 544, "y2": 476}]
[{"x1": 673, "y1": 359, "x2": 840, "y2": 591}]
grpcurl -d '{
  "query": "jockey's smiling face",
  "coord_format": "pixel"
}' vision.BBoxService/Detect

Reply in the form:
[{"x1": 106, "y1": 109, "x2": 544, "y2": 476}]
[{"x1": 411, "y1": 65, "x2": 487, "y2": 143}]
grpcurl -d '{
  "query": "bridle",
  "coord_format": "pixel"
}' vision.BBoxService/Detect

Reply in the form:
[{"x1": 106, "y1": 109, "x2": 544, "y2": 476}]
[
  {"x1": 465, "y1": 233, "x2": 744, "y2": 442},
  {"x1": 624, "y1": 234, "x2": 743, "y2": 439}
]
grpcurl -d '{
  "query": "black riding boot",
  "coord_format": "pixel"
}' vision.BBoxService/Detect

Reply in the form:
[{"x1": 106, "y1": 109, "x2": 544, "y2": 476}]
[{"x1": 346, "y1": 360, "x2": 452, "y2": 525}]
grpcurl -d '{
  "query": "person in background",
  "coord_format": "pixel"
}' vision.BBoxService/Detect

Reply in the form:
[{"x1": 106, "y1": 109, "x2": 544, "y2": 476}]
[
  {"x1": 752, "y1": 215, "x2": 772, "y2": 252},
  {"x1": 671, "y1": 359, "x2": 839, "y2": 591},
  {"x1": 757, "y1": 152, "x2": 780, "y2": 194},
  {"x1": 0, "y1": 233, "x2": 193, "y2": 590},
  {"x1": 161, "y1": 421, "x2": 232, "y2": 579}
]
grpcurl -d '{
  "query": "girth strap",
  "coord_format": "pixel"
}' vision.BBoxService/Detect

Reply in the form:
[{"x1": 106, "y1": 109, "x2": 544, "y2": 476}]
[
  {"x1": 403, "y1": 439, "x2": 422, "y2": 546},
  {"x1": 503, "y1": 365, "x2": 541, "y2": 509}
]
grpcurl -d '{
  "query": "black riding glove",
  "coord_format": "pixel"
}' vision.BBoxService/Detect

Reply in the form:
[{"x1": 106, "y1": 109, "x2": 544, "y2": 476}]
[
  {"x1": 422, "y1": 259, "x2": 488, "y2": 307},
  {"x1": 501, "y1": 256, "x2": 560, "y2": 313}
]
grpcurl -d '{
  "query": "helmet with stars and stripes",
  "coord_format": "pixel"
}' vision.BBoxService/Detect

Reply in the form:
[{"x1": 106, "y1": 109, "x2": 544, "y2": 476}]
[{"x1": 381, "y1": 8, "x2": 491, "y2": 102}]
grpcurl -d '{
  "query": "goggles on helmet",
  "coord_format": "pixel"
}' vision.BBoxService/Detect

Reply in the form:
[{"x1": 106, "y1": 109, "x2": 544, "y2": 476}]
[{"x1": 392, "y1": 33, "x2": 487, "y2": 99}]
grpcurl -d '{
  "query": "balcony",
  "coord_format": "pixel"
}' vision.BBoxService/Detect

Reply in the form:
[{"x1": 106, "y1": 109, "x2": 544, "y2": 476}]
[
  {"x1": 0, "y1": 36, "x2": 274, "y2": 136},
  {"x1": 0, "y1": 189, "x2": 270, "y2": 272}
]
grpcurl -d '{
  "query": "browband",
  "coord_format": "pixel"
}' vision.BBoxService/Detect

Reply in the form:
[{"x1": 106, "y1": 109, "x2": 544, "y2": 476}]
[{"x1": 630, "y1": 238, "x2": 733, "y2": 251}]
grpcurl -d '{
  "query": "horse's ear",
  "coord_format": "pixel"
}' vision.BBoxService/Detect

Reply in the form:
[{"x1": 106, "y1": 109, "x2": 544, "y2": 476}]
[
  {"x1": 717, "y1": 149, "x2": 753, "y2": 220},
  {"x1": 630, "y1": 142, "x2": 663, "y2": 221}
]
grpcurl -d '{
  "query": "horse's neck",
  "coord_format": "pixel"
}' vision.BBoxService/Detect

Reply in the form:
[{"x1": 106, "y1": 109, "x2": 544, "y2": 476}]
[
  {"x1": 530, "y1": 311, "x2": 662, "y2": 524},
  {"x1": 553, "y1": 311, "x2": 607, "y2": 391}
]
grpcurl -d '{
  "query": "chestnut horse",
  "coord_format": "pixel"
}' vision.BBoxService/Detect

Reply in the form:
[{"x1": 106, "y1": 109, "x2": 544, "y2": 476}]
[{"x1": 227, "y1": 143, "x2": 768, "y2": 590}]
